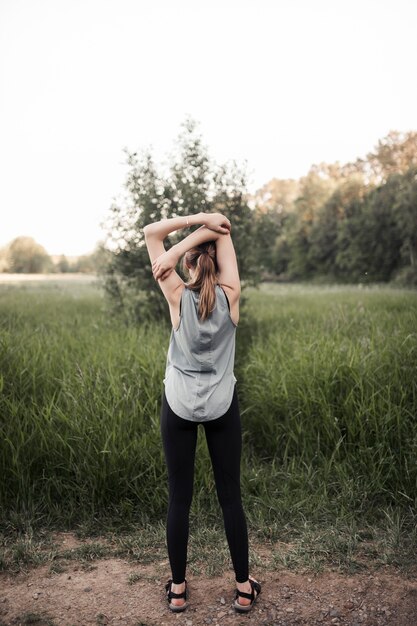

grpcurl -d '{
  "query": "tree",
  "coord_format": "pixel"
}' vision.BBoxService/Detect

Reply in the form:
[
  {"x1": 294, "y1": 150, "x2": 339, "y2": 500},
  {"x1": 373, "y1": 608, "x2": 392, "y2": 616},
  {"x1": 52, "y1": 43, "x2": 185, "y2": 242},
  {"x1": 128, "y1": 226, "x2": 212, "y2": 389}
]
[
  {"x1": 6, "y1": 237, "x2": 52, "y2": 273},
  {"x1": 367, "y1": 131, "x2": 417, "y2": 182},
  {"x1": 335, "y1": 197, "x2": 372, "y2": 281},
  {"x1": 253, "y1": 178, "x2": 299, "y2": 215},
  {"x1": 392, "y1": 167, "x2": 417, "y2": 269},
  {"x1": 56, "y1": 255, "x2": 70, "y2": 273},
  {"x1": 102, "y1": 119, "x2": 258, "y2": 323},
  {"x1": 336, "y1": 177, "x2": 403, "y2": 282},
  {"x1": 0, "y1": 245, "x2": 9, "y2": 272},
  {"x1": 252, "y1": 207, "x2": 281, "y2": 275},
  {"x1": 272, "y1": 219, "x2": 296, "y2": 278},
  {"x1": 308, "y1": 177, "x2": 365, "y2": 277},
  {"x1": 252, "y1": 178, "x2": 299, "y2": 277},
  {"x1": 256, "y1": 132, "x2": 417, "y2": 282},
  {"x1": 72, "y1": 243, "x2": 113, "y2": 274},
  {"x1": 286, "y1": 170, "x2": 335, "y2": 278}
]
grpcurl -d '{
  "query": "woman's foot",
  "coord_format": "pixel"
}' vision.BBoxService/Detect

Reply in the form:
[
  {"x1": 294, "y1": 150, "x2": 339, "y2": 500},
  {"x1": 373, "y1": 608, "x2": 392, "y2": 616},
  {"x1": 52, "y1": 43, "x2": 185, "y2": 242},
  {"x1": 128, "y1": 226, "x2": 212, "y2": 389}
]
[
  {"x1": 165, "y1": 579, "x2": 187, "y2": 612},
  {"x1": 234, "y1": 577, "x2": 261, "y2": 612}
]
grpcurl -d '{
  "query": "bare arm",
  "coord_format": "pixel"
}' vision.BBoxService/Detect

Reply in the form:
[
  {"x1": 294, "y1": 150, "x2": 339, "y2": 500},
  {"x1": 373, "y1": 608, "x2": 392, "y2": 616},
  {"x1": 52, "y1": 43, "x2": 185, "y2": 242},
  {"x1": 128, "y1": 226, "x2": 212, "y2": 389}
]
[
  {"x1": 215, "y1": 233, "x2": 241, "y2": 298},
  {"x1": 144, "y1": 212, "x2": 231, "y2": 304},
  {"x1": 148, "y1": 224, "x2": 240, "y2": 321},
  {"x1": 143, "y1": 212, "x2": 230, "y2": 252}
]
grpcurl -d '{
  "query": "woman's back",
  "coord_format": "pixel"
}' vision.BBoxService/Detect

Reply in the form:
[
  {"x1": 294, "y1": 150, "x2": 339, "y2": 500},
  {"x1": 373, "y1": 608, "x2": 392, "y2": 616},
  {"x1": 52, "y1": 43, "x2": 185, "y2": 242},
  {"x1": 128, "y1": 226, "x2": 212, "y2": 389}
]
[{"x1": 163, "y1": 285, "x2": 237, "y2": 422}]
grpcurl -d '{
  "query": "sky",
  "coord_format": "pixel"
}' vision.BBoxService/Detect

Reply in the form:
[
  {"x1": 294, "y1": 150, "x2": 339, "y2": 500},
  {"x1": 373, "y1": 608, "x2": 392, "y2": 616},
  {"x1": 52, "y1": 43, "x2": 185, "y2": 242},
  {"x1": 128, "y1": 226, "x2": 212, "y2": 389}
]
[{"x1": 1, "y1": 0, "x2": 417, "y2": 256}]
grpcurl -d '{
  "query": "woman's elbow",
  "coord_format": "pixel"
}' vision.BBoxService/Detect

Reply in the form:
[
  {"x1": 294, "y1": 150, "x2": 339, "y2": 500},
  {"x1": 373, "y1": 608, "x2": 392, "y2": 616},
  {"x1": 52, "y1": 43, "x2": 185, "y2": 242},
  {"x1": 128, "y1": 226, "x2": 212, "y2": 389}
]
[{"x1": 143, "y1": 224, "x2": 154, "y2": 238}]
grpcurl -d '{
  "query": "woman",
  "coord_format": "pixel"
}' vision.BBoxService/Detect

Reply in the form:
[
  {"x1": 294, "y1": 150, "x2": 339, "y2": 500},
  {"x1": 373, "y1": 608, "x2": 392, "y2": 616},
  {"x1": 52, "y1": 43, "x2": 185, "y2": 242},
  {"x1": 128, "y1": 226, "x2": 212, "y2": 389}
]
[{"x1": 144, "y1": 211, "x2": 261, "y2": 613}]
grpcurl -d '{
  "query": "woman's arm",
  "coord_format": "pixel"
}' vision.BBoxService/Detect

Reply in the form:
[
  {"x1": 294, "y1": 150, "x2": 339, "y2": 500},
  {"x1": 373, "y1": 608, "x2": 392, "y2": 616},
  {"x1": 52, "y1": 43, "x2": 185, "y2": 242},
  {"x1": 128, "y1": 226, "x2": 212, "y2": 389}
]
[
  {"x1": 215, "y1": 233, "x2": 241, "y2": 297},
  {"x1": 143, "y1": 211, "x2": 230, "y2": 248},
  {"x1": 143, "y1": 212, "x2": 230, "y2": 303},
  {"x1": 151, "y1": 225, "x2": 223, "y2": 281},
  {"x1": 216, "y1": 232, "x2": 241, "y2": 325}
]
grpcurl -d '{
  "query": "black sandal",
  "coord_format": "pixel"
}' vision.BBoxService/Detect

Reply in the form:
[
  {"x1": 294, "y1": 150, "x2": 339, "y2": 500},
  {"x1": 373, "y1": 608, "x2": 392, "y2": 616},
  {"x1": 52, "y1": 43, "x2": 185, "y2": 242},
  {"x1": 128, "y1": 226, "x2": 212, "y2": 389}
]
[
  {"x1": 165, "y1": 579, "x2": 188, "y2": 612},
  {"x1": 233, "y1": 578, "x2": 261, "y2": 613}
]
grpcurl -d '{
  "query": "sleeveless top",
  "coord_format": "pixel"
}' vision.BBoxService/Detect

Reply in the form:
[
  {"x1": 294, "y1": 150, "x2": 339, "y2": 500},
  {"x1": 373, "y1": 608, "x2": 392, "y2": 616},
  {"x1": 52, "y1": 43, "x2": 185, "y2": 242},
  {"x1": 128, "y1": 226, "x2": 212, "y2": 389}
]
[{"x1": 163, "y1": 284, "x2": 237, "y2": 422}]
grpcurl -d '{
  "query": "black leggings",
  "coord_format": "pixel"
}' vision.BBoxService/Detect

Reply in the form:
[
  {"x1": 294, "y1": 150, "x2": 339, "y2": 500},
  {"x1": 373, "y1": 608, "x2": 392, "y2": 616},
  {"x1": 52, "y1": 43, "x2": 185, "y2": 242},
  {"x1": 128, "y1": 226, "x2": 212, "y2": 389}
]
[{"x1": 160, "y1": 386, "x2": 249, "y2": 584}]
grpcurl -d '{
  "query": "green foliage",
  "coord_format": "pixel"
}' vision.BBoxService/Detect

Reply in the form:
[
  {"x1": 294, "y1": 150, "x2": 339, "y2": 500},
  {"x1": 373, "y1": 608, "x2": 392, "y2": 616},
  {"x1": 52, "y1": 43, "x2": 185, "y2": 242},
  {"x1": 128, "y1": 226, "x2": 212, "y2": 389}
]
[
  {"x1": 335, "y1": 197, "x2": 370, "y2": 280},
  {"x1": 253, "y1": 207, "x2": 281, "y2": 275},
  {"x1": 0, "y1": 284, "x2": 167, "y2": 526},
  {"x1": 56, "y1": 255, "x2": 70, "y2": 273},
  {"x1": 367, "y1": 130, "x2": 417, "y2": 179},
  {"x1": 284, "y1": 170, "x2": 335, "y2": 278},
  {"x1": 4, "y1": 236, "x2": 52, "y2": 273},
  {"x1": 73, "y1": 244, "x2": 112, "y2": 274},
  {"x1": 335, "y1": 180, "x2": 402, "y2": 282},
  {"x1": 308, "y1": 179, "x2": 364, "y2": 278},
  {"x1": 102, "y1": 118, "x2": 258, "y2": 323},
  {"x1": 2, "y1": 130, "x2": 415, "y2": 288},
  {"x1": 255, "y1": 132, "x2": 417, "y2": 285},
  {"x1": 392, "y1": 167, "x2": 417, "y2": 268},
  {"x1": 65, "y1": 130, "x2": 417, "y2": 289}
]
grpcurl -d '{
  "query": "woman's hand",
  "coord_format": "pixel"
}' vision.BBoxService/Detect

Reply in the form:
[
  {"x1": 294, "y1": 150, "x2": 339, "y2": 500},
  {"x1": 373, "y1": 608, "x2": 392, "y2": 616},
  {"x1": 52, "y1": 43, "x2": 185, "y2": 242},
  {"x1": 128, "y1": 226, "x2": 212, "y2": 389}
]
[
  {"x1": 152, "y1": 248, "x2": 179, "y2": 281},
  {"x1": 203, "y1": 213, "x2": 231, "y2": 234}
]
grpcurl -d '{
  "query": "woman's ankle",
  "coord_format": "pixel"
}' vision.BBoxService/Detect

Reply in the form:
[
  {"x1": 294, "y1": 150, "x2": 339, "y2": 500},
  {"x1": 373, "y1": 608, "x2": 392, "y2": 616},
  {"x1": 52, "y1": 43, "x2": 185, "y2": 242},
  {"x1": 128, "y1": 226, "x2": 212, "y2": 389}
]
[
  {"x1": 236, "y1": 579, "x2": 251, "y2": 588},
  {"x1": 171, "y1": 581, "x2": 186, "y2": 591}
]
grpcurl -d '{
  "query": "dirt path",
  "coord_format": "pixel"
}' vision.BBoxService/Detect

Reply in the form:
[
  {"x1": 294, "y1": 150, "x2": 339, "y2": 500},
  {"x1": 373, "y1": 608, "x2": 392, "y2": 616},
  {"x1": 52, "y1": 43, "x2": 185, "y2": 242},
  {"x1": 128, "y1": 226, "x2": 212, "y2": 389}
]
[{"x1": 1, "y1": 533, "x2": 416, "y2": 626}]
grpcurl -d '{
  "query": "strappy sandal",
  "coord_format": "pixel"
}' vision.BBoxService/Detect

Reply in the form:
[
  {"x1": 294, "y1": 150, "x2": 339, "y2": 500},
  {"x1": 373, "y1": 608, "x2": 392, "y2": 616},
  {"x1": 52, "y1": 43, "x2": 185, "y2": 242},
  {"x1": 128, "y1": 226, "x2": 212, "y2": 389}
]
[
  {"x1": 233, "y1": 577, "x2": 261, "y2": 613},
  {"x1": 165, "y1": 579, "x2": 188, "y2": 612}
]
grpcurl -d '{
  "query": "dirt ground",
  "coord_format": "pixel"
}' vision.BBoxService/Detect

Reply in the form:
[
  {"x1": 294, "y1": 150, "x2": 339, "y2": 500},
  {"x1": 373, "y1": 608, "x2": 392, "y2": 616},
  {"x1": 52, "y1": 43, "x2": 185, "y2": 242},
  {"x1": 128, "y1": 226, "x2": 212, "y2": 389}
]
[{"x1": 1, "y1": 533, "x2": 416, "y2": 626}]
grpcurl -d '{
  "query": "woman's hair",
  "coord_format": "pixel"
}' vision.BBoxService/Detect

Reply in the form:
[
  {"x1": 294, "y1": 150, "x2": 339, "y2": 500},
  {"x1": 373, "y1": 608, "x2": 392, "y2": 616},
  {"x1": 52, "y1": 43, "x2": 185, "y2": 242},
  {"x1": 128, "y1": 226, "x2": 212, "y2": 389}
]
[{"x1": 182, "y1": 241, "x2": 218, "y2": 321}]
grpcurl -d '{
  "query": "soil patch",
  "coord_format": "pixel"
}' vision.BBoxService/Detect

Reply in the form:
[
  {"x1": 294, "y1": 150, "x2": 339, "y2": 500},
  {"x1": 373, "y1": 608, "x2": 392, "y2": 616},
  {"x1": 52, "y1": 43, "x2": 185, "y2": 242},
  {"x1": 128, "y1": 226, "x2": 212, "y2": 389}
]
[{"x1": 0, "y1": 533, "x2": 416, "y2": 626}]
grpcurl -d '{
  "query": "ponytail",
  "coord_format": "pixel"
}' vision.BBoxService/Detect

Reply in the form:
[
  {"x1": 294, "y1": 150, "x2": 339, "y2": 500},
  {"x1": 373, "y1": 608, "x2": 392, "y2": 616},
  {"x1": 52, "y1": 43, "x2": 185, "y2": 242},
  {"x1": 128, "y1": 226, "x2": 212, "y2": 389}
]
[{"x1": 182, "y1": 242, "x2": 218, "y2": 321}]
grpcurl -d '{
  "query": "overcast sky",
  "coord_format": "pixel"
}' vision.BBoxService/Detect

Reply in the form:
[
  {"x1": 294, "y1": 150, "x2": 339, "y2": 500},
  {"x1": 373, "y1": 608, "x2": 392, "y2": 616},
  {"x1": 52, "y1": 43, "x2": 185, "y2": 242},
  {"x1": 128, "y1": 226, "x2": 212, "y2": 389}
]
[{"x1": 1, "y1": 0, "x2": 417, "y2": 256}]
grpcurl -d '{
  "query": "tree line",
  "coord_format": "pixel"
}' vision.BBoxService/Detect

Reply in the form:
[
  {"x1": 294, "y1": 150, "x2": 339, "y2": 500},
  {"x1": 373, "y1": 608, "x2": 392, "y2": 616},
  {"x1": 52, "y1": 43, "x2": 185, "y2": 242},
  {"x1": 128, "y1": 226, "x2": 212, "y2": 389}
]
[
  {"x1": 3, "y1": 122, "x2": 415, "y2": 309},
  {"x1": 253, "y1": 130, "x2": 417, "y2": 285},
  {"x1": 0, "y1": 237, "x2": 109, "y2": 274},
  {"x1": 104, "y1": 122, "x2": 417, "y2": 322}
]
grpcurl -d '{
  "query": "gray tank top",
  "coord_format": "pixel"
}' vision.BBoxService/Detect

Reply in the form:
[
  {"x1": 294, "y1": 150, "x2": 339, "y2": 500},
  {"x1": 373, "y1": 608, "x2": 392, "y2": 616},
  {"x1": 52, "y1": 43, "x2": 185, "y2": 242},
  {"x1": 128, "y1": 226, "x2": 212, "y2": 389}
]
[{"x1": 163, "y1": 284, "x2": 237, "y2": 422}]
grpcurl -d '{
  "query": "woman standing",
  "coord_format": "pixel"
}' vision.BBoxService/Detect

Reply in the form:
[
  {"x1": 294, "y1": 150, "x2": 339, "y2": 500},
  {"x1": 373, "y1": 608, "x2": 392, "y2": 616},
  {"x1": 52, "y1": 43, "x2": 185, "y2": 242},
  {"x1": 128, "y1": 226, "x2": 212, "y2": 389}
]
[{"x1": 144, "y1": 212, "x2": 261, "y2": 613}]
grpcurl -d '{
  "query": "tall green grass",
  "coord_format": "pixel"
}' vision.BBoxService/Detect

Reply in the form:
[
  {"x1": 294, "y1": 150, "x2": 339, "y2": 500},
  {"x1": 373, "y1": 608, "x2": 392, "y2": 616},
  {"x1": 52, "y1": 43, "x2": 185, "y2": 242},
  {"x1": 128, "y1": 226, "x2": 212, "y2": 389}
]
[
  {"x1": 240, "y1": 286, "x2": 417, "y2": 515},
  {"x1": 0, "y1": 282, "x2": 168, "y2": 527},
  {"x1": 0, "y1": 281, "x2": 416, "y2": 541}
]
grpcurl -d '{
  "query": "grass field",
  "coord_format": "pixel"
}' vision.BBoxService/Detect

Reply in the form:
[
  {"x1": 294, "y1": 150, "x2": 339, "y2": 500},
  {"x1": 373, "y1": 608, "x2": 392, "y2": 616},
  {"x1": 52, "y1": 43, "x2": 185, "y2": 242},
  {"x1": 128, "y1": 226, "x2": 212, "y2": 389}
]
[{"x1": 1, "y1": 278, "x2": 416, "y2": 572}]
